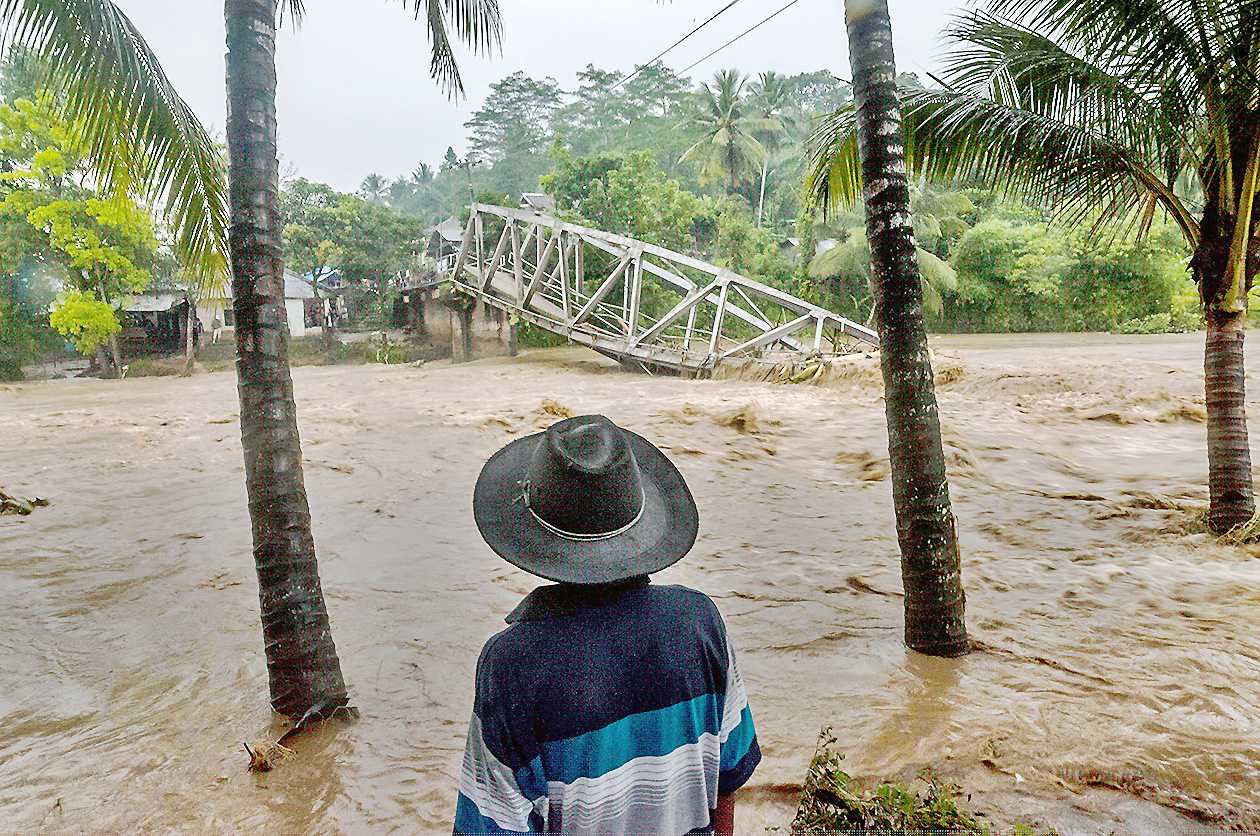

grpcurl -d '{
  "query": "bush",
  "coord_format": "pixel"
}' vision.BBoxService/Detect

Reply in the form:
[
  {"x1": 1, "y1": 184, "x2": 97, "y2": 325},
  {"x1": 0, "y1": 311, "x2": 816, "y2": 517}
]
[
  {"x1": 790, "y1": 729, "x2": 1055, "y2": 835},
  {"x1": 0, "y1": 353, "x2": 22, "y2": 381}
]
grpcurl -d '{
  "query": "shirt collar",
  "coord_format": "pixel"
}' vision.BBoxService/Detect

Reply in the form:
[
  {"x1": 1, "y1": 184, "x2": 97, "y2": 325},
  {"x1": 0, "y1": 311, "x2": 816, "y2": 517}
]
[{"x1": 506, "y1": 576, "x2": 651, "y2": 623}]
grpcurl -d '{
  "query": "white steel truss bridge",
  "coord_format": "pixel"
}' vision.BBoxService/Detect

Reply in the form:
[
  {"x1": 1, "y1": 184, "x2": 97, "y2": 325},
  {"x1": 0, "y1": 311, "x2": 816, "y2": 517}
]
[{"x1": 448, "y1": 203, "x2": 879, "y2": 374}]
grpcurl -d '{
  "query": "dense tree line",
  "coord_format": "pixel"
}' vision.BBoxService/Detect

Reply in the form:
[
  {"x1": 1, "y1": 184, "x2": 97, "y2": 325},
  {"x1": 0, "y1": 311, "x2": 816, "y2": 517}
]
[{"x1": 361, "y1": 61, "x2": 1206, "y2": 338}]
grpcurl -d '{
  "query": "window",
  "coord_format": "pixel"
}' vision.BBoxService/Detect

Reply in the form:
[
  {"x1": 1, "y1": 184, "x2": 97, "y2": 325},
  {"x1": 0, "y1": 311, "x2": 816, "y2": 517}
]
[{"x1": 223, "y1": 308, "x2": 235, "y2": 327}]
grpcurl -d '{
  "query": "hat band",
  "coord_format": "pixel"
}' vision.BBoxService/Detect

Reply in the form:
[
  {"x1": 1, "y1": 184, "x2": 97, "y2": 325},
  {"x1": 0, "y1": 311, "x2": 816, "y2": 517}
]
[{"x1": 521, "y1": 480, "x2": 646, "y2": 542}]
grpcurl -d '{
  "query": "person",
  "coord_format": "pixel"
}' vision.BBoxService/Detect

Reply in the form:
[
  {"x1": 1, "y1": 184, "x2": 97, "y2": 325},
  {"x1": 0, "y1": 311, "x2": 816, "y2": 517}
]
[
  {"x1": 211, "y1": 313, "x2": 223, "y2": 344},
  {"x1": 455, "y1": 415, "x2": 760, "y2": 836}
]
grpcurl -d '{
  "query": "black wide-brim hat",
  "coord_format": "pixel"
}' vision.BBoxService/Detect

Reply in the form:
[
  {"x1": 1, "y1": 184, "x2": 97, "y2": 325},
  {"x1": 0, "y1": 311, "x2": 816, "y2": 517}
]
[{"x1": 473, "y1": 415, "x2": 699, "y2": 585}]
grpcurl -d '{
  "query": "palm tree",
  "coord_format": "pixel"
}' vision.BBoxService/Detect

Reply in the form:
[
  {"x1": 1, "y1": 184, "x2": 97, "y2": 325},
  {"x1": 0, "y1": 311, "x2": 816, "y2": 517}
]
[
  {"x1": 680, "y1": 69, "x2": 773, "y2": 196},
  {"x1": 836, "y1": 0, "x2": 971, "y2": 657},
  {"x1": 223, "y1": 0, "x2": 500, "y2": 719},
  {"x1": 359, "y1": 172, "x2": 390, "y2": 205},
  {"x1": 14, "y1": 0, "x2": 500, "y2": 721},
  {"x1": 748, "y1": 71, "x2": 791, "y2": 225},
  {"x1": 811, "y1": 0, "x2": 1260, "y2": 532}
]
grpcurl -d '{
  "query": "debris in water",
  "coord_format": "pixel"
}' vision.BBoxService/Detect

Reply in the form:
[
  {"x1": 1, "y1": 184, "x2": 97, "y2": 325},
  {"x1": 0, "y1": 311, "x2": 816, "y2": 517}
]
[
  {"x1": 714, "y1": 403, "x2": 760, "y2": 434},
  {"x1": 0, "y1": 489, "x2": 46, "y2": 516},
  {"x1": 536, "y1": 399, "x2": 573, "y2": 420},
  {"x1": 244, "y1": 740, "x2": 295, "y2": 773}
]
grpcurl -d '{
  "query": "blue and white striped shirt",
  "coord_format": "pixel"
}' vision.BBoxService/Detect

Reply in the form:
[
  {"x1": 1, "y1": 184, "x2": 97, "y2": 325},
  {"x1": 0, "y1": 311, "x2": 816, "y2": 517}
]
[{"x1": 454, "y1": 579, "x2": 760, "y2": 835}]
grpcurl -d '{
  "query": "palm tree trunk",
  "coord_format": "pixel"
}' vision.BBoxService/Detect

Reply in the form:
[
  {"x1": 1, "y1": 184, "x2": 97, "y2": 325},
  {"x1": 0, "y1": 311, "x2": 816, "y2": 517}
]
[
  {"x1": 1205, "y1": 305, "x2": 1255, "y2": 530},
  {"x1": 756, "y1": 157, "x2": 769, "y2": 227},
  {"x1": 225, "y1": 0, "x2": 348, "y2": 718},
  {"x1": 846, "y1": 0, "x2": 968, "y2": 657}
]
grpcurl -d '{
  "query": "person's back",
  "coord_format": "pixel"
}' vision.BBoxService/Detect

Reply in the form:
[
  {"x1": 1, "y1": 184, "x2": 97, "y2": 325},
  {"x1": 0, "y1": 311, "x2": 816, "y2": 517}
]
[
  {"x1": 456, "y1": 579, "x2": 758, "y2": 835},
  {"x1": 455, "y1": 415, "x2": 760, "y2": 835}
]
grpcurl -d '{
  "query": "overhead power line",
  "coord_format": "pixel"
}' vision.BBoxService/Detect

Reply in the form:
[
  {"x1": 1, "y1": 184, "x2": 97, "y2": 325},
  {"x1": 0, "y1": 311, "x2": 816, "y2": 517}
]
[
  {"x1": 679, "y1": 0, "x2": 804, "y2": 77},
  {"x1": 612, "y1": 0, "x2": 747, "y2": 89}
]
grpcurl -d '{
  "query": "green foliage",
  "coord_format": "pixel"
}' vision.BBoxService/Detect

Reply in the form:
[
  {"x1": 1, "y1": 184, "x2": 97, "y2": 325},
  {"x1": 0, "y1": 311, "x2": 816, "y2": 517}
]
[
  {"x1": 48, "y1": 288, "x2": 117, "y2": 355},
  {"x1": 714, "y1": 201, "x2": 792, "y2": 283},
  {"x1": 679, "y1": 70, "x2": 770, "y2": 195},
  {"x1": 544, "y1": 150, "x2": 705, "y2": 252},
  {"x1": 791, "y1": 729, "x2": 991, "y2": 834},
  {"x1": 949, "y1": 220, "x2": 1191, "y2": 332}
]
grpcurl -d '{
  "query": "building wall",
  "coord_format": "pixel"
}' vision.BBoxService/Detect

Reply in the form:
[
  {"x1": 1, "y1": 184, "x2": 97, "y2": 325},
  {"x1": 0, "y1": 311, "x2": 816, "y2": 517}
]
[{"x1": 285, "y1": 299, "x2": 306, "y2": 338}]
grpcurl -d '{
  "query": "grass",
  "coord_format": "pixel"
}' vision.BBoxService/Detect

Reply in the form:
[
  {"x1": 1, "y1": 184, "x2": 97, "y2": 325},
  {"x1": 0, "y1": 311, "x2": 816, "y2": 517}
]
[
  {"x1": 1177, "y1": 506, "x2": 1260, "y2": 545},
  {"x1": 789, "y1": 729, "x2": 1055, "y2": 835}
]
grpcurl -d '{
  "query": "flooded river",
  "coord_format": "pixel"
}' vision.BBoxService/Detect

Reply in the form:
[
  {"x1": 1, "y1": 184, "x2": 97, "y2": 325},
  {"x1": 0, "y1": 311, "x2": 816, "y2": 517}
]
[{"x1": 2, "y1": 333, "x2": 1259, "y2": 834}]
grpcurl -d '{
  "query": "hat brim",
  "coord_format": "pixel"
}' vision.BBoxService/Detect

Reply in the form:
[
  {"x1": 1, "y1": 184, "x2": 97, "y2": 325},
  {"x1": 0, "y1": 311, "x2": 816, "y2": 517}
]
[{"x1": 473, "y1": 428, "x2": 699, "y2": 585}]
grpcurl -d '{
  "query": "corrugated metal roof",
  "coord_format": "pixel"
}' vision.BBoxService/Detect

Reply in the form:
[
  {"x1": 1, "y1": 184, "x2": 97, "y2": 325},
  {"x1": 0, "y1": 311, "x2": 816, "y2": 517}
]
[
  {"x1": 284, "y1": 271, "x2": 315, "y2": 300},
  {"x1": 428, "y1": 217, "x2": 464, "y2": 243},
  {"x1": 520, "y1": 193, "x2": 555, "y2": 211},
  {"x1": 125, "y1": 293, "x2": 183, "y2": 313}
]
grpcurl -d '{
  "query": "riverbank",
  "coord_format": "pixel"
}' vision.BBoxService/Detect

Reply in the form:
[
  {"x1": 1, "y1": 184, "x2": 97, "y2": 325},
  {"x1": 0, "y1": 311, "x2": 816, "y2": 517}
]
[{"x1": 1, "y1": 334, "x2": 1256, "y2": 833}]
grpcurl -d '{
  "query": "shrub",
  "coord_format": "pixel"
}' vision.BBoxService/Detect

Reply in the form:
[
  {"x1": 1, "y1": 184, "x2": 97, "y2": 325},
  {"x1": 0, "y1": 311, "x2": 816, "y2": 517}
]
[{"x1": 790, "y1": 729, "x2": 1056, "y2": 835}]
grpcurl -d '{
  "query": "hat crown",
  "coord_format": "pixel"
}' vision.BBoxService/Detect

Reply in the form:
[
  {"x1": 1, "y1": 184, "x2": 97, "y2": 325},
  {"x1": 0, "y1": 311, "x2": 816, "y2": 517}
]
[{"x1": 525, "y1": 415, "x2": 645, "y2": 538}]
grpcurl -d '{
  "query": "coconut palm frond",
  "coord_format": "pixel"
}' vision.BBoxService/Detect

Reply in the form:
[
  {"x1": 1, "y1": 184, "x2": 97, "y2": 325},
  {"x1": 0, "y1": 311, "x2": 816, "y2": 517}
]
[
  {"x1": 3, "y1": 0, "x2": 228, "y2": 281},
  {"x1": 401, "y1": 0, "x2": 502, "y2": 98},
  {"x1": 941, "y1": 11, "x2": 1195, "y2": 158},
  {"x1": 806, "y1": 89, "x2": 1199, "y2": 244}
]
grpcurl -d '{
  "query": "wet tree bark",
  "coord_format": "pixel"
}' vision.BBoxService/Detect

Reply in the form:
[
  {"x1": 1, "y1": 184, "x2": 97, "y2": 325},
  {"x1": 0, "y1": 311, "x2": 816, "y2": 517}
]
[
  {"x1": 1204, "y1": 307, "x2": 1253, "y2": 530},
  {"x1": 225, "y1": 0, "x2": 349, "y2": 718},
  {"x1": 845, "y1": 0, "x2": 969, "y2": 656}
]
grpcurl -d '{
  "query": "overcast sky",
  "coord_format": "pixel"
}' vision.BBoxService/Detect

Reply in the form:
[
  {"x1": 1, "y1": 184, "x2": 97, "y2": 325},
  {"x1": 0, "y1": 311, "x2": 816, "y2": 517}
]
[{"x1": 115, "y1": 0, "x2": 972, "y2": 193}]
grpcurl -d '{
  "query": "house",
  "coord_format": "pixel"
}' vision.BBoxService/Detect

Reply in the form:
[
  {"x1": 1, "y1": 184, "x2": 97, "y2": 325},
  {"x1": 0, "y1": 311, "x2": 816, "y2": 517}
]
[
  {"x1": 302, "y1": 268, "x2": 348, "y2": 328},
  {"x1": 520, "y1": 192, "x2": 555, "y2": 213},
  {"x1": 122, "y1": 292, "x2": 193, "y2": 354},
  {"x1": 190, "y1": 270, "x2": 314, "y2": 340},
  {"x1": 282, "y1": 271, "x2": 314, "y2": 337},
  {"x1": 426, "y1": 216, "x2": 465, "y2": 271}
]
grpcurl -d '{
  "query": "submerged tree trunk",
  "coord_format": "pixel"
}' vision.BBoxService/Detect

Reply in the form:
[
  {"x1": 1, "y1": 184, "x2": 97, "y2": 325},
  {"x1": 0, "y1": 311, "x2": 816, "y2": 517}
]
[
  {"x1": 1204, "y1": 301, "x2": 1255, "y2": 530},
  {"x1": 225, "y1": 0, "x2": 348, "y2": 718},
  {"x1": 846, "y1": 0, "x2": 969, "y2": 657}
]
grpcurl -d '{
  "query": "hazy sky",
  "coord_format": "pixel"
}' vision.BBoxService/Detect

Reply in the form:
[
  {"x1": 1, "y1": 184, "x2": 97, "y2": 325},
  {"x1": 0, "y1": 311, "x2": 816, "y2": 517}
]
[{"x1": 115, "y1": 0, "x2": 971, "y2": 193}]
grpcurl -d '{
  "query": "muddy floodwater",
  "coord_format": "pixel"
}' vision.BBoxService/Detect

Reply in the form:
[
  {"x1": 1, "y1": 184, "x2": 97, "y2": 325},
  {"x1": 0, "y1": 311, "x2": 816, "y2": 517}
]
[{"x1": 3, "y1": 333, "x2": 1260, "y2": 834}]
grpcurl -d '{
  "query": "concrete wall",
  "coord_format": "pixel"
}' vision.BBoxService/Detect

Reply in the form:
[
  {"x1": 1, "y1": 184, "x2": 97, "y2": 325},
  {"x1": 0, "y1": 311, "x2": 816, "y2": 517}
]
[
  {"x1": 285, "y1": 298, "x2": 306, "y2": 338},
  {"x1": 401, "y1": 288, "x2": 515, "y2": 362}
]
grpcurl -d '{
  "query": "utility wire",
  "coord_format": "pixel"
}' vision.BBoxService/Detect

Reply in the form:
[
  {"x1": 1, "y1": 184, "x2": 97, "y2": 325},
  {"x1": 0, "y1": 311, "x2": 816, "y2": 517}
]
[
  {"x1": 679, "y1": 0, "x2": 804, "y2": 76},
  {"x1": 612, "y1": 0, "x2": 747, "y2": 89}
]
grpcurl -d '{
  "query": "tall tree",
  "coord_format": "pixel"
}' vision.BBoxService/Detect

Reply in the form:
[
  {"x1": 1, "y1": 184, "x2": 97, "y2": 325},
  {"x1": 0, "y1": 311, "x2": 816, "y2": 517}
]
[
  {"x1": 464, "y1": 71, "x2": 563, "y2": 162},
  {"x1": 748, "y1": 71, "x2": 790, "y2": 225},
  {"x1": 222, "y1": 0, "x2": 499, "y2": 719},
  {"x1": 225, "y1": 0, "x2": 347, "y2": 719},
  {"x1": 809, "y1": 0, "x2": 1260, "y2": 532},
  {"x1": 680, "y1": 69, "x2": 771, "y2": 196},
  {"x1": 842, "y1": 0, "x2": 970, "y2": 657},
  {"x1": 358, "y1": 172, "x2": 390, "y2": 205}
]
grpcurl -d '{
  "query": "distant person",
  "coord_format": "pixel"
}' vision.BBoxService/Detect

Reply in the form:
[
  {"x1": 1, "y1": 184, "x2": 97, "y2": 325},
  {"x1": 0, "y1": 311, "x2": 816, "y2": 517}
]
[
  {"x1": 211, "y1": 313, "x2": 223, "y2": 344},
  {"x1": 455, "y1": 415, "x2": 760, "y2": 835}
]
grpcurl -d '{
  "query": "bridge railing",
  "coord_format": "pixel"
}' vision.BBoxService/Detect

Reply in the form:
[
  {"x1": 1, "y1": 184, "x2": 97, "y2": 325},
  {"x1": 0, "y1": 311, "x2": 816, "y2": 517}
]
[{"x1": 448, "y1": 203, "x2": 879, "y2": 373}]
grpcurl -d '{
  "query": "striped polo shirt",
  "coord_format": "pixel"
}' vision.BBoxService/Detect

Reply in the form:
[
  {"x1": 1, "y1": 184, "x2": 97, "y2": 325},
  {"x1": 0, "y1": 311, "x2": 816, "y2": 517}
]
[{"x1": 454, "y1": 579, "x2": 760, "y2": 835}]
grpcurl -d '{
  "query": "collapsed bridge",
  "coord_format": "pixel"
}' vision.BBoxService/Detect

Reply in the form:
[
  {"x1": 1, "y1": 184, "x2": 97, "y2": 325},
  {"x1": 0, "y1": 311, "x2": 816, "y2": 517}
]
[{"x1": 447, "y1": 203, "x2": 879, "y2": 374}]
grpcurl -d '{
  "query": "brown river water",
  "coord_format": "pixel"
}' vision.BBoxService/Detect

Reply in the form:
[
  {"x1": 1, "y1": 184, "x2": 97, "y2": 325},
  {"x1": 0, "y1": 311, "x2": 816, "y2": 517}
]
[{"x1": 2, "y1": 333, "x2": 1259, "y2": 834}]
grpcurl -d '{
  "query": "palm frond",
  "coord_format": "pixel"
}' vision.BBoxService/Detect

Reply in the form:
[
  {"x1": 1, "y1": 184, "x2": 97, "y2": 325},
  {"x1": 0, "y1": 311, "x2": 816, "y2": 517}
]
[
  {"x1": 806, "y1": 89, "x2": 1200, "y2": 244},
  {"x1": 400, "y1": 0, "x2": 502, "y2": 98},
  {"x1": 3, "y1": 0, "x2": 228, "y2": 281}
]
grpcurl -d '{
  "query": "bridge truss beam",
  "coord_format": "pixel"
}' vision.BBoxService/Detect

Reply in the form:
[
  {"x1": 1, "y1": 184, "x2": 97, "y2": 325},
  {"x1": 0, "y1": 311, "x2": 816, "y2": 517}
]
[{"x1": 449, "y1": 203, "x2": 879, "y2": 374}]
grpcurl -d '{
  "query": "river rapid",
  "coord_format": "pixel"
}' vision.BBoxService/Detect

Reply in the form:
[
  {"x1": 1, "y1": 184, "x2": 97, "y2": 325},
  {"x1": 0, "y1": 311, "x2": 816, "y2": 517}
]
[{"x1": 2, "y1": 333, "x2": 1258, "y2": 834}]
